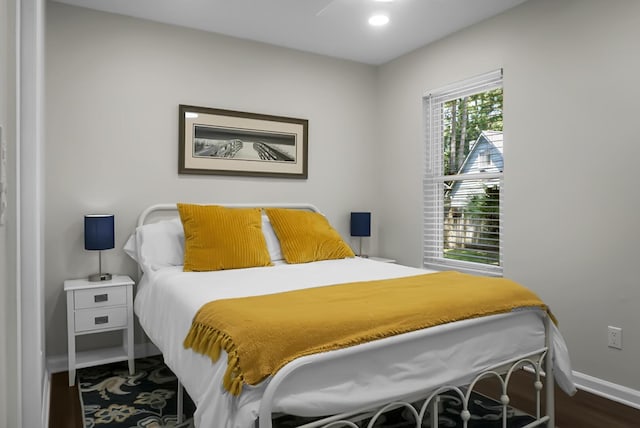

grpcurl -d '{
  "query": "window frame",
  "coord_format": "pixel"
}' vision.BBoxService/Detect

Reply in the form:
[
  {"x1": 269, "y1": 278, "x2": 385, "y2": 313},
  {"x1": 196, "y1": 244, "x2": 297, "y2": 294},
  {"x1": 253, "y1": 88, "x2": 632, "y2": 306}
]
[{"x1": 423, "y1": 69, "x2": 503, "y2": 276}]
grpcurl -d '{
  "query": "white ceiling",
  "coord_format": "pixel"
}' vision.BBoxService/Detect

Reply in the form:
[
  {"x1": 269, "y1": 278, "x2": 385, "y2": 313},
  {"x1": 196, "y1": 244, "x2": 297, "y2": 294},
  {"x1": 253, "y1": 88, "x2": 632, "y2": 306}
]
[{"x1": 51, "y1": 0, "x2": 529, "y2": 65}]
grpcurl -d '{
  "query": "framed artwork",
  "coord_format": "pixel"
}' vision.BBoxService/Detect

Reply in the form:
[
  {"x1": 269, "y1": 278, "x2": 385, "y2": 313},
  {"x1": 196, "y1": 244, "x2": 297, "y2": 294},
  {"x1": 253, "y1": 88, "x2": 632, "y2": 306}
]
[{"x1": 178, "y1": 105, "x2": 308, "y2": 178}]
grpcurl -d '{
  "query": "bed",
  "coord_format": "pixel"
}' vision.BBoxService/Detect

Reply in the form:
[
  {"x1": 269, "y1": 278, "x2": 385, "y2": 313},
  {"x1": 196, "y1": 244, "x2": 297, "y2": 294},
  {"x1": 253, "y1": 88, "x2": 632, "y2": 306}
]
[{"x1": 127, "y1": 203, "x2": 576, "y2": 428}]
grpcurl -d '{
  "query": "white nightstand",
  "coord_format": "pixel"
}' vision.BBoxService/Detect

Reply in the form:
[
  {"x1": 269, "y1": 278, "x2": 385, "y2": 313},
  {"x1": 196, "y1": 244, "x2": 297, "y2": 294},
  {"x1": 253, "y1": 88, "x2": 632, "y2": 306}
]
[
  {"x1": 65, "y1": 274, "x2": 135, "y2": 386},
  {"x1": 366, "y1": 256, "x2": 397, "y2": 264}
]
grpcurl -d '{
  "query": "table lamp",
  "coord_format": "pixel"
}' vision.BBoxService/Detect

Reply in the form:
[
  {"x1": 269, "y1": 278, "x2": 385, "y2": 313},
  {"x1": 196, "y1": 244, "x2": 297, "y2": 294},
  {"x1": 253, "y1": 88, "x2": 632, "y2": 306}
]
[
  {"x1": 84, "y1": 214, "x2": 114, "y2": 281},
  {"x1": 350, "y1": 212, "x2": 371, "y2": 257}
]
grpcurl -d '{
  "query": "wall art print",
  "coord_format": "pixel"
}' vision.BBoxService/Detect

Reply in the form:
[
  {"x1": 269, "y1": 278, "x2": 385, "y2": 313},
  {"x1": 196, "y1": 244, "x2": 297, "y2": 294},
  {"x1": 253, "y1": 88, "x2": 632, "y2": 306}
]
[{"x1": 178, "y1": 105, "x2": 308, "y2": 178}]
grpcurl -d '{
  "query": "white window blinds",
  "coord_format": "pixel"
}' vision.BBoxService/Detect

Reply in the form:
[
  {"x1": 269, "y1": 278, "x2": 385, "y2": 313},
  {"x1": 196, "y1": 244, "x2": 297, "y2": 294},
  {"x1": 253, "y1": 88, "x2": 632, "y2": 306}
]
[{"x1": 423, "y1": 69, "x2": 503, "y2": 276}]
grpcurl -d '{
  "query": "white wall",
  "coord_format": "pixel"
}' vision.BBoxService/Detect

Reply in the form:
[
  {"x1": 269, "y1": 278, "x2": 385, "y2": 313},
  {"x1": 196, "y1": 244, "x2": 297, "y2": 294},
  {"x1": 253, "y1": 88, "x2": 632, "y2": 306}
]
[
  {"x1": 45, "y1": 3, "x2": 378, "y2": 358},
  {"x1": 377, "y1": 0, "x2": 640, "y2": 391}
]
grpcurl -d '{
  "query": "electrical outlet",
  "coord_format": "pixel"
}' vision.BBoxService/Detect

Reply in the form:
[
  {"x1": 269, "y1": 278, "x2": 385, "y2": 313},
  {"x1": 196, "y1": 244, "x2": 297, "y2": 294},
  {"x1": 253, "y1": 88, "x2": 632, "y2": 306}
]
[{"x1": 608, "y1": 326, "x2": 622, "y2": 349}]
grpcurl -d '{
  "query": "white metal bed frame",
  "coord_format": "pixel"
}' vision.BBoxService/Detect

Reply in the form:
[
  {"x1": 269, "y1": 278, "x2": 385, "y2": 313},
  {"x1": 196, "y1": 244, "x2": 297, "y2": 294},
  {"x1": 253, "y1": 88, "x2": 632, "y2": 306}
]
[{"x1": 134, "y1": 203, "x2": 557, "y2": 428}]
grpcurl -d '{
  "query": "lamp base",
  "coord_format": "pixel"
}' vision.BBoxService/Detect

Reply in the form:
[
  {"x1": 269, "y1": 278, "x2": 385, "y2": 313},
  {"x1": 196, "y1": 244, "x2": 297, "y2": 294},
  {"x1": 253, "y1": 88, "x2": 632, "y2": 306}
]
[
  {"x1": 356, "y1": 237, "x2": 369, "y2": 258},
  {"x1": 88, "y1": 272, "x2": 112, "y2": 282}
]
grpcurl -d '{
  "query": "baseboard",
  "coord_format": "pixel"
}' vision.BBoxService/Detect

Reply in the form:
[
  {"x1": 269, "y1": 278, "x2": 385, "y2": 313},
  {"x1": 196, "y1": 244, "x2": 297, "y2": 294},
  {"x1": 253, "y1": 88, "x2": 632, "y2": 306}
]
[
  {"x1": 572, "y1": 370, "x2": 640, "y2": 410},
  {"x1": 519, "y1": 365, "x2": 640, "y2": 411},
  {"x1": 46, "y1": 342, "x2": 161, "y2": 374}
]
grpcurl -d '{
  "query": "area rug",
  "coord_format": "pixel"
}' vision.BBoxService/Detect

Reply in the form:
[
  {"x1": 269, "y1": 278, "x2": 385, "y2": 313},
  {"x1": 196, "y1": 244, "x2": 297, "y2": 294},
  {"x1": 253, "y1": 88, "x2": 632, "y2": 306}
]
[
  {"x1": 79, "y1": 356, "x2": 536, "y2": 428},
  {"x1": 78, "y1": 356, "x2": 195, "y2": 428}
]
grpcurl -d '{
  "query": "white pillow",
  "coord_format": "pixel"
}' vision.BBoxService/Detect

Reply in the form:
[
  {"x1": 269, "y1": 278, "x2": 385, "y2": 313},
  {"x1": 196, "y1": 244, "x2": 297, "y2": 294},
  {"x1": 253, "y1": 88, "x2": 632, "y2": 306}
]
[
  {"x1": 123, "y1": 218, "x2": 185, "y2": 273},
  {"x1": 123, "y1": 233, "x2": 139, "y2": 262},
  {"x1": 262, "y1": 213, "x2": 284, "y2": 262}
]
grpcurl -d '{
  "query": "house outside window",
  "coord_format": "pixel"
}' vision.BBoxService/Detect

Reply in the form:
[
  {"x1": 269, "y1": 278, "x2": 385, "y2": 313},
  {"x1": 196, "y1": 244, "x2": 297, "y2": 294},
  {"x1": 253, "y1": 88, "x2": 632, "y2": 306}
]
[{"x1": 423, "y1": 70, "x2": 503, "y2": 276}]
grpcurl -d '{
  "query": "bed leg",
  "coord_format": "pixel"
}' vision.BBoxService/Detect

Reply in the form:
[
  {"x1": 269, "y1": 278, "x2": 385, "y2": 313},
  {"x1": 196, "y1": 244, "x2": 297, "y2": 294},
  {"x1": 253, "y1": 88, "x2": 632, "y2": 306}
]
[
  {"x1": 545, "y1": 315, "x2": 555, "y2": 428},
  {"x1": 177, "y1": 380, "x2": 184, "y2": 425},
  {"x1": 430, "y1": 395, "x2": 440, "y2": 428}
]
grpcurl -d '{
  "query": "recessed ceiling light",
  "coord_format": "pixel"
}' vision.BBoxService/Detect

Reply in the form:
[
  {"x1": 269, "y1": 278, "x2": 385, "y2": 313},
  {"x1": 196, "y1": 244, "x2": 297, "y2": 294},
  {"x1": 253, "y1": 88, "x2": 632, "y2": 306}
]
[{"x1": 369, "y1": 14, "x2": 389, "y2": 26}]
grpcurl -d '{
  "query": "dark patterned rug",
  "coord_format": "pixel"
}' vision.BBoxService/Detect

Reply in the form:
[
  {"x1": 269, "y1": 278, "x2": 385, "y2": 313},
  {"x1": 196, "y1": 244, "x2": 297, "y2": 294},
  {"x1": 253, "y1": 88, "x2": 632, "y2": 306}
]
[
  {"x1": 78, "y1": 356, "x2": 195, "y2": 428},
  {"x1": 79, "y1": 356, "x2": 537, "y2": 428}
]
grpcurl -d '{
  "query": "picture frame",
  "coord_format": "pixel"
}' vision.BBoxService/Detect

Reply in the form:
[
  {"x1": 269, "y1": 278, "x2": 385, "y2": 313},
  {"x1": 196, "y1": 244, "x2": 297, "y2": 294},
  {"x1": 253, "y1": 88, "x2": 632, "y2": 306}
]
[{"x1": 178, "y1": 105, "x2": 308, "y2": 178}]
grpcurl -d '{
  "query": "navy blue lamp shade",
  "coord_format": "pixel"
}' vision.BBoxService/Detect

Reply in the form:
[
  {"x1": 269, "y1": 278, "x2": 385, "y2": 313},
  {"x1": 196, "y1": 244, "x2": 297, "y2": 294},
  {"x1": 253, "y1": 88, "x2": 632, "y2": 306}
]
[
  {"x1": 350, "y1": 212, "x2": 371, "y2": 257},
  {"x1": 84, "y1": 215, "x2": 115, "y2": 250},
  {"x1": 85, "y1": 214, "x2": 114, "y2": 281},
  {"x1": 350, "y1": 212, "x2": 371, "y2": 237}
]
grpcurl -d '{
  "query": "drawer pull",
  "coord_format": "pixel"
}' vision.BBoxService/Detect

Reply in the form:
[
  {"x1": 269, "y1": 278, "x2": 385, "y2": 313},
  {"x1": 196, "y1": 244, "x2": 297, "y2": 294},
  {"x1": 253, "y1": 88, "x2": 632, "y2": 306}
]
[
  {"x1": 94, "y1": 316, "x2": 109, "y2": 325},
  {"x1": 94, "y1": 294, "x2": 108, "y2": 303}
]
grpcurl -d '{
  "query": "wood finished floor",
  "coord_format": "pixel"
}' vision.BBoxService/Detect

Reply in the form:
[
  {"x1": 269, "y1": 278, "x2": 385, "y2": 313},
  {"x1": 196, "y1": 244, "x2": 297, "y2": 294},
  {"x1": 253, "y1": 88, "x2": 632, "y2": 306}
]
[{"x1": 50, "y1": 369, "x2": 640, "y2": 428}]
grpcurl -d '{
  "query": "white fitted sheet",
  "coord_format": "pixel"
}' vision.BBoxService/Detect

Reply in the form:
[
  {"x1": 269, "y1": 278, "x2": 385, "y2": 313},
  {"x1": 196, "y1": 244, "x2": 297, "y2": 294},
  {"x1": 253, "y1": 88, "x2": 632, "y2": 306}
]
[{"x1": 134, "y1": 257, "x2": 575, "y2": 428}]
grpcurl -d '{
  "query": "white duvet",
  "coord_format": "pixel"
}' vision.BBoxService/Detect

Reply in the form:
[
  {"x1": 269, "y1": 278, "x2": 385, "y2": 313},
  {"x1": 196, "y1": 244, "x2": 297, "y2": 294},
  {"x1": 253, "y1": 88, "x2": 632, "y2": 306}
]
[{"x1": 134, "y1": 257, "x2": 575, "y2": 428}]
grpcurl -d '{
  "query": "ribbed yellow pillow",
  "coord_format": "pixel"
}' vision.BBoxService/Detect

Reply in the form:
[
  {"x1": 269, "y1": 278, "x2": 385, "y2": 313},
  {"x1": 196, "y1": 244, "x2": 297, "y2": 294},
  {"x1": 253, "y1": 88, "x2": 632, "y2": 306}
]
[
  {"x1": 177, "y1": 204, "x2": 272, "y2": 272},
  {"x1": 265, "y1": 208, "x2": 355, "y2": 264}
]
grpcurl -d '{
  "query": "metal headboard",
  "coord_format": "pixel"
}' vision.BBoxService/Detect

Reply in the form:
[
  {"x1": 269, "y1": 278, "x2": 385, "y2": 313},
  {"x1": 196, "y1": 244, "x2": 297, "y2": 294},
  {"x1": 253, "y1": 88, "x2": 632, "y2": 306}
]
[{"x1": 136, "y1": 202, "x2": 321, "y2": 228}]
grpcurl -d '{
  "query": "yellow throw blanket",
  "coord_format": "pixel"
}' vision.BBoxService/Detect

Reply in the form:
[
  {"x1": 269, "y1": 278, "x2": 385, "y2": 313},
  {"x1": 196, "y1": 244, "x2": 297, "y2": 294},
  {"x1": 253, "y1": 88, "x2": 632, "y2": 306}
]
[{"x1": 183, "y1": 271, "x2": 552, "y2": 395}]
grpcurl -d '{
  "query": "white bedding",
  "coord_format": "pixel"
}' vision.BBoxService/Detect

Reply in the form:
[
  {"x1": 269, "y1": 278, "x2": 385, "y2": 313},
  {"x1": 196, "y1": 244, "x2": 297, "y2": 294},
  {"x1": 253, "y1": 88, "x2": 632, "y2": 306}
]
[{"x1": 134, "y1": 257, "x2": 575, "y2": 428}]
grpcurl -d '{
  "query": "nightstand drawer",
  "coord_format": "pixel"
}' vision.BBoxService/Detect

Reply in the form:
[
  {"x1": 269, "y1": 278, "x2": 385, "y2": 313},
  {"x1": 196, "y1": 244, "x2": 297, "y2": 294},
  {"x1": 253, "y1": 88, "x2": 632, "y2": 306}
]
[
  {"x1": 74, "y1": 286, "x2": 127, "y2": 309},
  {"x1": 75, "y1": 307, "x2": 128, "y2": 332}
]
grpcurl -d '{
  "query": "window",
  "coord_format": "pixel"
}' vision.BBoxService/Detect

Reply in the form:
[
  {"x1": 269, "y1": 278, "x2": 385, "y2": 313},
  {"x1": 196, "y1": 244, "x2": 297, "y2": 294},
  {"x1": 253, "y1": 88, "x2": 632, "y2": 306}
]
[
  {"x1": 478, "y1": 149, "x2": 491, "y2": 171},
  {"x1": 423, "y1": 70, "x2": 503, "y2": 276}
]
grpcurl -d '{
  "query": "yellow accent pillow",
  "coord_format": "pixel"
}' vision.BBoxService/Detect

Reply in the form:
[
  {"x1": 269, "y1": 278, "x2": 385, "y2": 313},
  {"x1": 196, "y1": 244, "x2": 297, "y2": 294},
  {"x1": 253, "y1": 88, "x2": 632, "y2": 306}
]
[
  {"x1": 177, "y1": 204, "x2": 272, "y2": 272},
  {"x1": 265, "y1": 208, "x2": 355, "y2": 264}
]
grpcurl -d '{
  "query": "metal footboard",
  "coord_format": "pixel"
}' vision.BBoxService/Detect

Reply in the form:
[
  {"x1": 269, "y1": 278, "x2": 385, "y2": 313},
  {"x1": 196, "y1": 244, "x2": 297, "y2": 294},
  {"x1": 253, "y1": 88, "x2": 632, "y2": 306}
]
[{"x1": 255, "y1": 314, "x2": 556, "y2": 428}]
